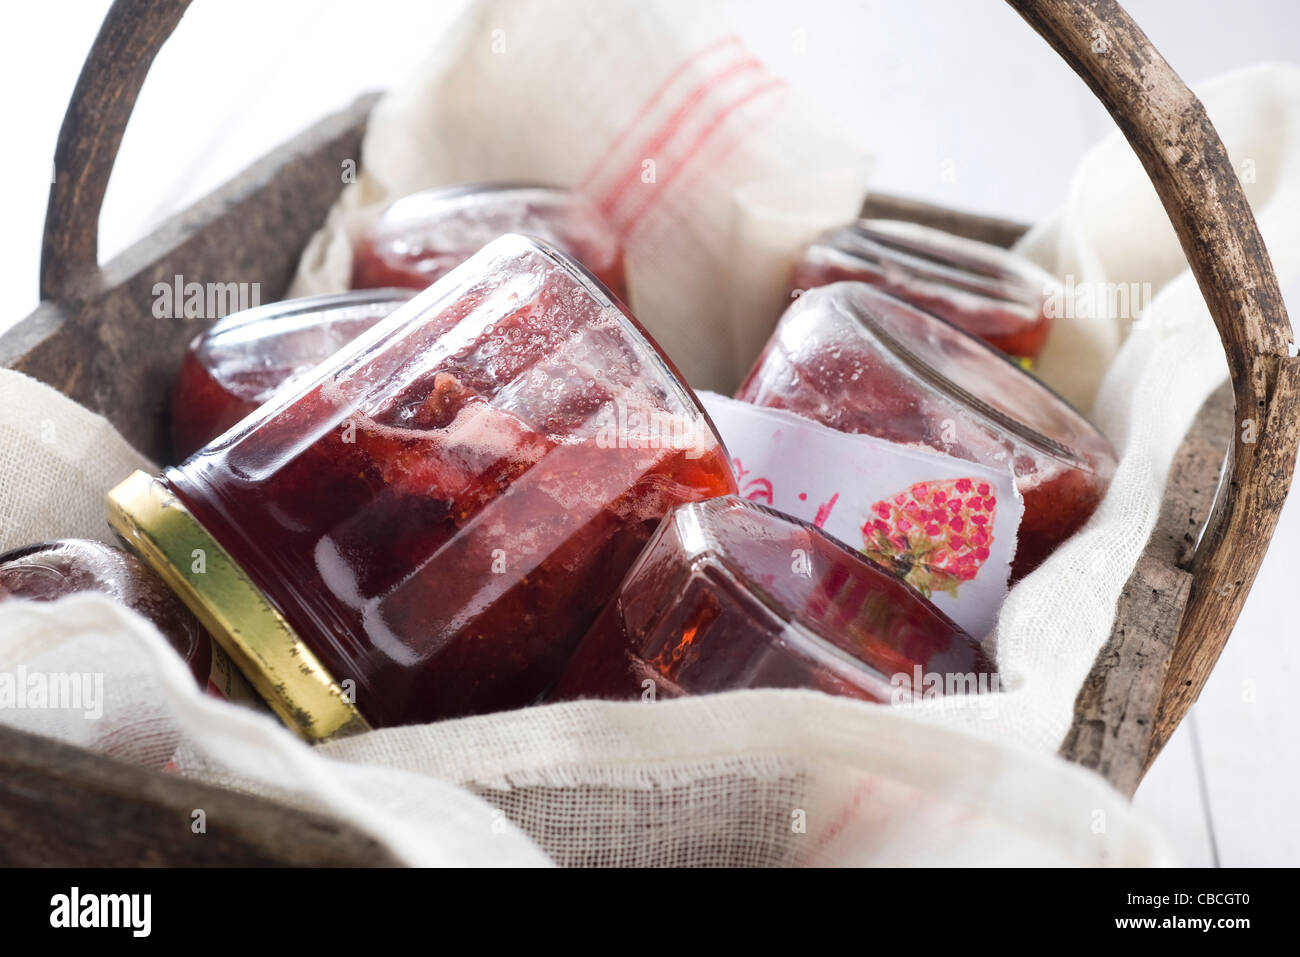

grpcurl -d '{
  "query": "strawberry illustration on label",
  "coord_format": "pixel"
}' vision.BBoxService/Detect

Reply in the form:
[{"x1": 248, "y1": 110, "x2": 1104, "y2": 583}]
[{"x1": 861, "y1": 477, "x2": 995, "y2": 598}]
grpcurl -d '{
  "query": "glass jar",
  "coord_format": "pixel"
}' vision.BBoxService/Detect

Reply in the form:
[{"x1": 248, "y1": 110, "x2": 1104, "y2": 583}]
[
  {"x1": 111, "y1": 234, "x2": 735, "y2": 737},
  {"x1": 170, "y1": 289, "x2": 414, "y2": 461},
  {"x1": 549, "y1": 496, "x2": 993, "y2": 704},
  {"x1": 0, "y1": 539, "x2": 241, "y2": 696},
  {"x1": 352, "y1": 182, "x2": 628, "y2": 302},
  {"x1": 736, "y1": 283, "x2": 1116, "y2": 580},
  {"x1": 790, "y1": 219, "x2": 1057, "y2": 361}
]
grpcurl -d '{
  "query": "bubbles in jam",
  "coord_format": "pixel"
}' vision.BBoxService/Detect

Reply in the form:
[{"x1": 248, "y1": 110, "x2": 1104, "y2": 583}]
[
  {"x1": 737, "y1": 283, "x2": 1116, "y2": 579},
  {"x1": 549, "y1": 496, "x2": 994, "y2": 703}
]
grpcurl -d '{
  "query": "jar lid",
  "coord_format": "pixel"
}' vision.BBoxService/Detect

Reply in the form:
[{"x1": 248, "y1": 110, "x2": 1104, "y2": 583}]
[{"x1": 107, "y1": 470, "x2": 369, "y2": 742}]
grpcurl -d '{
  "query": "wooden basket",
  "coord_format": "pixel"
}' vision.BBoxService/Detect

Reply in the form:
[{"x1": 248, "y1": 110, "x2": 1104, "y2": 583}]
[{"x1": 1, "y1": 0, "x2": 1296, "y2": 865}]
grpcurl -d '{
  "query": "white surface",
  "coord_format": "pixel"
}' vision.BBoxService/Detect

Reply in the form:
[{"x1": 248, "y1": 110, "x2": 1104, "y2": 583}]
[{"x1": 1, "y1": 0, "x2": 1297, "y2": 865}]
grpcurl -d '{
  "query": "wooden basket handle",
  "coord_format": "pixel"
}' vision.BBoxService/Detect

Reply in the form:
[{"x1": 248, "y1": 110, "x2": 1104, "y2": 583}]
[
  {"x1": 39, "y1": 0, "x2": 1300, "y2": 771},
  {"x1": 1006, "y1": 0, "x2": 1300, "y2": 770},
  {"x1": 41, "y1": 0, "x2": 192, "y2": 301}
]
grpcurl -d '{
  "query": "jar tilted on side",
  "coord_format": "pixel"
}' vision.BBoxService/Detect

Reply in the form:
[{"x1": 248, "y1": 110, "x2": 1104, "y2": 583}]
[
  {"x1": 111, "y1": 234, "x2": 735, "y2": 738},
  {"x1": 351, "y1": 182, "x2": 627, "y2": 301},
  {"x1": 549, "y1": 496, "x2": 995, "y2": 704},
  {"x1": 790, "y1": 219, "x2": 1059, "y2": 362},
  {"x1": 737, "y1": 283, "x2": 1116, "y2": 580},
  {"x1": 170, "y1": 289, "x2": 415, "y2": 460}
]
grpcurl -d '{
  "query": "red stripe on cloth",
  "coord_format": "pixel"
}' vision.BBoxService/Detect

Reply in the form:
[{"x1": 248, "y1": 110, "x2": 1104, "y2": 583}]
[
  {"x1": 597, "y1": 56, "x2": 766, "y2": 217},
  {"x1": 579, "y1": 34, "x2": 743, "y2": 196},
  {"x1": 615, "y1": 78, "x2": 786, "y2": 242}
]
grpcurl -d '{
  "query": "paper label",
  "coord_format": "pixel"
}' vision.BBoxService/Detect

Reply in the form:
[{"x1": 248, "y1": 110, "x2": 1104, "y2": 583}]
[{"x1": 700, "y1": 392, "x2": 1022, "y2": 639}]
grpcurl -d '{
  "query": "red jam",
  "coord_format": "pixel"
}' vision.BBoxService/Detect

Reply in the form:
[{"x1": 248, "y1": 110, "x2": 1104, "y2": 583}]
[
  {"x1": 0, "y1": 540, "x2": 212, "y2": 690},
  {"x1": 166, "y1": 234, "x2": 734, "y2": 727},
  {"x1": 790, "y1": 219, "x2": 1056, "y2": 360},
  {"x1": 737, "y1": 283, "x2": 1116, "y2": 580},
  {"x1": 352, "y1": 183, "x2": 628, "y2": 302},
  {"x1": 170, "y1": 290, "x2": 414, "y2": 461},
  {"x1": 549, "y1": 496, "x2": 994, "y2": 703}
]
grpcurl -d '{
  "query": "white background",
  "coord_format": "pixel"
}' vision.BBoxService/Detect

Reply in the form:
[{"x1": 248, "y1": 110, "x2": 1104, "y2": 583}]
[{"x1": 1, "y1": 0, "x2": 1296, "y2": 865}]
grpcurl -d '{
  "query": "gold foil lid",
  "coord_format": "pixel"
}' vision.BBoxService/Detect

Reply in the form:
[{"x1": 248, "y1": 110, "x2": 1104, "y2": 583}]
[{"x1": 107, "y1": 470, "x2": 369, "y2": 742}]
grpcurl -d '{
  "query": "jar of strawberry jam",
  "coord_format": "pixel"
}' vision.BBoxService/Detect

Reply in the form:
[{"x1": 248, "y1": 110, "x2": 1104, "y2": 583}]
[
  {"x1": 352, "y1": 183, "x2": 628, "y2": 302},
  {"x1": 110, "y1": 234, "x2": 734, "y2": 738},
  {"x1": 0, "y1": 539, "x2": 252, "y2": 699},
  {"x1": 790, "y1": 219, "x2": 1058, "y2": 361},
  {"x1": 171, "y1": 289, "x2": 414, "y2": 461},
  {"x1": 549, "y1": 496, "x2": 994, "y2": 704},
  {"x1": 737, "y1": 283, "x2": 1115, "y2": 580}
]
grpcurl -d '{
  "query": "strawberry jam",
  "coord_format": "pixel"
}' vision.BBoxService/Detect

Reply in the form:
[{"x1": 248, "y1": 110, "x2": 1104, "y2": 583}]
[
  {"x1": 791, "y1": 219, "x2": 1057, "y2": 361},
  {"x1": 0, "y1": 540, "x2": 213, "y2": 690},
  {"x1": 163, "y1": 235, "x2": 734, "y2": 727},
  {"x1": 170, "y1": 290, "x2": 414, "y2": 461},
  {"x1": 549, "y1": 496, "x2": 994, "y2": 703},
  {"x1": 737, "y1": 283, "x2": 1115, "y2": 580},
  {"x1": 352, "y1": 183, "x2": 627, "y2": 302}
]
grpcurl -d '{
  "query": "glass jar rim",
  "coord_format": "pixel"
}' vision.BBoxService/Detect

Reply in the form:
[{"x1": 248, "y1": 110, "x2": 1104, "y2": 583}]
[
  {"x1": 815, "y1": 218, "x2": 1061, "y2": 315},
  {"x1": 819, "y1": 282, "x2": 1108, "y2": 471},
  {"x1": 201, "y1": 287, "x2": 415, "y2": 336},
  {"x1": 380, "y1": 180, "x2": 587, "y2": 210}
]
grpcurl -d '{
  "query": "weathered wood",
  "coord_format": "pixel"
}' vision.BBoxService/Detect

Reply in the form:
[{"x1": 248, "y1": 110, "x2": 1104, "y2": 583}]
[
  {"x1": 859, "y1": 194, "x2": 1030, "y2": 250},
  {"x1": 3, "y1": 93, "x2": 377, "y2": 461},
  {"x1": 0, "y1": 724, "x2": 396, "y2": 865},
  {"x1": 1059, "y1": 556, "x2": 1190, "y2": 796},
  {"x1": 1007, "y1": 0, "x2": 1300, "y2": 780},
  {"x1": 42, "y1": 0, "x2": 194, "y2": 302},
  {"x1": 1058, "y1": 383, "x2": 1233, "y2": 793},
  {"x1": 1152, "y1": 358, "x2": 1300, "y2": 765},
  {"x1": 1151, "y1": 383, "x2": 1235, "y2": 568}
]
